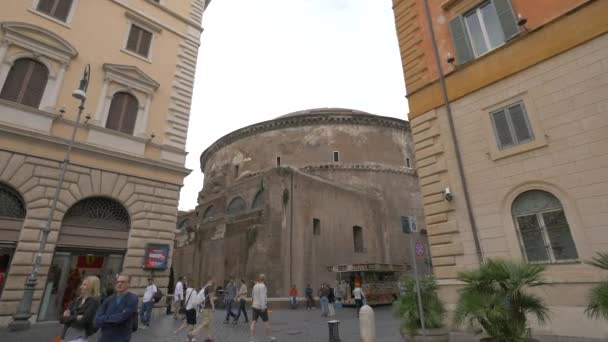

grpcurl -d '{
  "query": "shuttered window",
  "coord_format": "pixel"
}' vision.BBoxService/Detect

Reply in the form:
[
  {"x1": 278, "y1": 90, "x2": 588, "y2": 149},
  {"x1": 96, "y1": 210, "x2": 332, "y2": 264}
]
[
  {"x1": 490, "y1": 101, "x2": 533, "y2": 149},
  {"x1": 0, "y1": 58, "x2": 49, "y2": 109},
  {"x1": 126, "y1": 25, "x2": 153, "y2": 58},
  {"x1": 448, "y1": 0, "x2": 518, "y2": 64},
  {"x1": 106, "y1": 92, "x2": 138, "y2": 135},
  {"x1": 36, "y1": 0, "x2": 74, "y2": 22}
]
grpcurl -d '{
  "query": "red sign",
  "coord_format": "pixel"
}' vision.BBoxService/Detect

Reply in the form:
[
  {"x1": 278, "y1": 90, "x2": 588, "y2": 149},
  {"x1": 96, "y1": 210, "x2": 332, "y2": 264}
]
[
  {"x1": 144, "y1": 244, "x2": 169, "y2": 270},
  {"x1": 415, "y1": 241, "x2": 425, "y2": 257},
  {"x1": 77, "y1": 255, "x2": 104, "y2": 268}
]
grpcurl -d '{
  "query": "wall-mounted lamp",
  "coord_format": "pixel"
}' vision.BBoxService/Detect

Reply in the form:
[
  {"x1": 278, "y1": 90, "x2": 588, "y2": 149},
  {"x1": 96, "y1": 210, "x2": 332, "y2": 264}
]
[
  {"x1": 517, "y1": 13, "x2": 528, "y2": 31},
  {"x1": 84, "y1": 113, "x2": 92, "y2": 124},
  {"x1": 58, "y1": 106, "x2": 66, "y2": 117},
  {"x1": 446, "y1": 52, "x2": 455, "y2": 65}
]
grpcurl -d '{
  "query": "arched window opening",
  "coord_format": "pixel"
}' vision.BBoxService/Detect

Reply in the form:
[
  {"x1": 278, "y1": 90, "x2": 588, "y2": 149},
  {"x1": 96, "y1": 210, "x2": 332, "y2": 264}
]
[
  {"x1": 0, "y1": 184, "x2": 26, "y2": 219},
  {"x1": 202, "y1": 205, "x2": 215, "y2": 221},
  {"x1": 252, "y1": 190, "x2": 265, "y2": 210},
  {"x1": 353, "y1": 226, "x2": 364, "y2": 253},
  {"x1": 0, "y1": 58, "x2": 49, "y2": 108},
  {"x1": 512, "y1": 190, "x2": 578, "y2": 263},
  {"x1": 106, "y1": 92, "x2": 138, "y2": 135},
  {"x1": 226, "y1": 197, "x2": 246, "y2": 216},
  {"x1": 63, "y1": 197, "x2": 130, "y2": 230}
]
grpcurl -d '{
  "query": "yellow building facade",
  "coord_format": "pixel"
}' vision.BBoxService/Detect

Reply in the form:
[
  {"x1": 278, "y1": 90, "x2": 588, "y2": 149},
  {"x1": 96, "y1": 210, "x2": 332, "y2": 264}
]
[
  {"x1": 393, "y1": 0, "x2": 608, "y2": 338},
  {"x1": 0, "y1": 0, "x2": 208, "y2": 326}
]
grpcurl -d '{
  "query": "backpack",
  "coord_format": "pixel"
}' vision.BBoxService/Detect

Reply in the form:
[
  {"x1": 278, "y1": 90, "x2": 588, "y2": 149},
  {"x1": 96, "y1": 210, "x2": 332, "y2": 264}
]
[{"x1": 153, "y1": 288, "x2": 163, "y2": 303}]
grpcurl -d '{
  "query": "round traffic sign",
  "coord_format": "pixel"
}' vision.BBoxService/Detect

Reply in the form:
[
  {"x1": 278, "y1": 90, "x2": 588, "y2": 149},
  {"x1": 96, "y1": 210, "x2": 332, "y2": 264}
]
[{"x1": 415, "y1": 241, "x2": 425, "y2": 257}]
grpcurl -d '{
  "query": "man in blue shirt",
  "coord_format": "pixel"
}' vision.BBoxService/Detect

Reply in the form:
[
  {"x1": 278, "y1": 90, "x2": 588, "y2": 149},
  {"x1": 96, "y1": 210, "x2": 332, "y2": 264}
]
[{"x1": 95, "y1": 273, "x2": 139, "y2": 342}]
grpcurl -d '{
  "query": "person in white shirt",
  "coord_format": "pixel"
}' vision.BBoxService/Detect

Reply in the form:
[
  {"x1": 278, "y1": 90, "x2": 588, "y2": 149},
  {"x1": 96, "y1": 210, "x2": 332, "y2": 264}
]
[
  {"x1": 173, "y1": 276, "x2": 185, "y2": 319},
  {"x1": 250, "y1": 274, "x2": 275, "y2": 342},
  {"x1": 352, "y1": 284, "x2": 365, "y2": 317},
  {"x1": 140, "y1": 277, "x2": 157, "y2": 328},
  {"x1": 173, "y1": 286, "x2": 198, "y2": 341},
  {"x1": 191, "y1": 279, "x2": 216, "y2": 342}
]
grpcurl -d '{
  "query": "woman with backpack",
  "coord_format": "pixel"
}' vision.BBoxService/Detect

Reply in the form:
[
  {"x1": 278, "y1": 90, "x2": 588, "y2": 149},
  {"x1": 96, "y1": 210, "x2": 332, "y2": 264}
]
[{"x1": 60, "y1": 275, "x2": 101, "y2": 342}]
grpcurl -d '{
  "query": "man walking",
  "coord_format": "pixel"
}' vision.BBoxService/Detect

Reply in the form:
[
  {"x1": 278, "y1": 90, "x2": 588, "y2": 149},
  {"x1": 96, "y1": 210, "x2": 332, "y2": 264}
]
[
  {"x1": 95, "y1": 273, "x2": 139, "y2": 342},
  {"x1": 352, "y1": 283, "x2": 365, "y2": 318},
  {"x1": 173, "y1": 276, "x2": 185, "y2": 319},
  {"x1": 223, "y1": 276, "x2": 237, "y2": 323},
  {"x1": 305, "y1": 284, "x2": 314, "y2": 310},
  {"x1": 234, "y1": 278, "x2": 249, "y2": 324},
  {"x1": 140, "y1": 277, "x2": 157, "y2": 328},
  {"x1": 250, "y1": 274, "x2": 274, "y2": 342}
]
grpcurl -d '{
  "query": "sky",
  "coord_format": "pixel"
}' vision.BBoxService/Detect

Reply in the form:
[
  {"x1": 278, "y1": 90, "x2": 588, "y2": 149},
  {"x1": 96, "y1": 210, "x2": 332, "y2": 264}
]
[{"x1": 178, "y1": 0, "x2": 409, "y2": 210}]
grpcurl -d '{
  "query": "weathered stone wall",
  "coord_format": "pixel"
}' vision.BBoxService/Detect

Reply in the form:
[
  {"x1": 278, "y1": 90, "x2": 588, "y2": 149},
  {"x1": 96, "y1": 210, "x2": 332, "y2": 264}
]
[{"x1": 0, "y1": 150, "x2": 179, "y2": 325}]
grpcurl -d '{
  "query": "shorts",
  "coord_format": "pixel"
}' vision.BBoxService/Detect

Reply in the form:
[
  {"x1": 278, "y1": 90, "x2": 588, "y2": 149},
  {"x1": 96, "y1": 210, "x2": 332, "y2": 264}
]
[
  {"x1": 251, "y1": 307, "x2": 269, "y2": 322},
  {"x1": 185, "y1": 308, "x2": 197, "y2": 325}
]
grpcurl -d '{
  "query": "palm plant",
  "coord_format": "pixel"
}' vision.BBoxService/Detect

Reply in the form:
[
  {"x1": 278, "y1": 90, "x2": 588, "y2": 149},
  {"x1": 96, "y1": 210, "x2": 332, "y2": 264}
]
[
  {"x1": 454, "y1": 259, "x2": 549, "y2": 342},
  {"x1": 393, "y1": 275, "x2": 446, "y2": 338},
  {"x1": 585, "y1": 252, "x2": 608, "y2": 320}
]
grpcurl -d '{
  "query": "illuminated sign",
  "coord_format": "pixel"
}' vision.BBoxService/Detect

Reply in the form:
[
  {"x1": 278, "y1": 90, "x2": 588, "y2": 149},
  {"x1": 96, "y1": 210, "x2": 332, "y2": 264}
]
[{"x1": 143, "y1": 244, "x2": 169, "y2": 270}]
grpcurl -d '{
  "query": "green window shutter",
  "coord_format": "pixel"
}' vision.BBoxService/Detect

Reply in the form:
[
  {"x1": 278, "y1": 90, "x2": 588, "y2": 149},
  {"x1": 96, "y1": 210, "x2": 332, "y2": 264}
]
[
  {"x1": 493, "y1": 0, "x2": 519, "y2": 40},
  {"x1": 491, "y1": 109, "x2": 514, "y2": 149},
  {"x1": 507, "y1": 103, "x2": 533, "y2": 143},
  {"x1": 449, "y1": 16, "x2": 474, "y2": 64}
]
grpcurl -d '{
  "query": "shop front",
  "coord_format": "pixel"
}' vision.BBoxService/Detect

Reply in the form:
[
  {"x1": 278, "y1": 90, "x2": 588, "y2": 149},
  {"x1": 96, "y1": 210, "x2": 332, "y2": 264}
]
[{"x1": 0, "y1": 184, "x2": 25, "y2": 300}]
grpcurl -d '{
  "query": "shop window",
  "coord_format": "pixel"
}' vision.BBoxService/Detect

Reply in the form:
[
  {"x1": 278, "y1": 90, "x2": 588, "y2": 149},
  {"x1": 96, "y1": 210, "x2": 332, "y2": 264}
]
[
  {"x1": 0, "y1": 58, "x2": 49, "y2": 109},
  {"x1": 202, "y1": 205, "x2": 216, "y2": 221},
  {"x1": 313, "y1": 218, "x2": 321, "y2": 236},
  {"x1": 226, "y1": 197, "x2": 246, "y2": 215},
  {"x1": 126, "y1": 24, "x2": 153, "y2": 58},
  {"x1": 490, "y1": 101, "x2": 534, "y2": 150},
  {"x1": 252, "y1": 190, "x2": 265, "y2": 210},
  {"x1": 449, "y1": 0, "x2": 518, "y2": 64},
  {"x1": 36, "y1": 0, "x2": 74, "y2": 22},
  {"x1": 353, "y1": 226, "x2": 364, "y2": 253},
  {"x1": 106, "y1": 92, "x2": 138, "y2": 135},
  {"x1": 63, "y1": 197, "x2": 130, "y2": 229},
  {"x1": 0, "y1": 183, "x2": 26, "y2": 219},
  {"x1": 512, "y1": 190, "x2": 578, "y2": 263}
]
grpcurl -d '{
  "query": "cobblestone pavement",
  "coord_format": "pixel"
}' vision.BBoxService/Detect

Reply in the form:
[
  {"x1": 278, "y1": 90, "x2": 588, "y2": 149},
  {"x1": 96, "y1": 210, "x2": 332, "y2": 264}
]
[{"x1": 0, "y1": 306, "x2": 404, "y2": 342}]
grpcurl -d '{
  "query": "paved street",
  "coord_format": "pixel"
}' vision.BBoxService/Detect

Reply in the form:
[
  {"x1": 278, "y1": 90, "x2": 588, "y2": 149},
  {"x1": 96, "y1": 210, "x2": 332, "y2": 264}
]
[{"x1": 0, "y1": 306, "x2": 403, "y2": 342}]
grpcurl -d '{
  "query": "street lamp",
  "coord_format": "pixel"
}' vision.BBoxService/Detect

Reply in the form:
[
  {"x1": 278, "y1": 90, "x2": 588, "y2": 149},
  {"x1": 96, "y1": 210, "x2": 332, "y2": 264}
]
[{"x1": 9, "y1": 64, "x2": 91, "y2": 331}]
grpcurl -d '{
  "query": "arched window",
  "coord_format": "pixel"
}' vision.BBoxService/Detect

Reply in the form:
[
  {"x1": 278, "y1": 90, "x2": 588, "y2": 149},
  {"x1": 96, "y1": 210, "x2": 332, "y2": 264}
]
[
  {"x1": 252, "y1": 190, "x2": 265, "y2": 210},
  {"x1": 226, "y1": 197, "x2": 246, "y2": 216},
  {"x1": 512, "y1": 190, "x2": 578, "y2": 263},
  {"x1": 202, "y1": 205, "x2": 215, "y2": 221},
  {"x1": 0, "y1": 183, "x2": 26, "y2": 219},
  {"x1": 0, "y1": 58, "x2": 49, "y2": 108},
  {"x1": 106, "y1": 92, "x2": 138, "y2": 134},
  {"x1": 63, "y1": 197, "x2": 130, "y2": 230}
]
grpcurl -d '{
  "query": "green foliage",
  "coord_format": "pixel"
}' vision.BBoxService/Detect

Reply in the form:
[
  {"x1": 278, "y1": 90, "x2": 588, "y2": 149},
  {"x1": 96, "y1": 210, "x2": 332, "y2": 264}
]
[
  {"x1": 393, "y1": 275, "x2": 446, "y2": 337},
  {"x1": 585, "y1": 252, "x2": 608, "y2": 320},
  {"x1": 454, "y1": 259, "x2": 549, "y2": 342}
]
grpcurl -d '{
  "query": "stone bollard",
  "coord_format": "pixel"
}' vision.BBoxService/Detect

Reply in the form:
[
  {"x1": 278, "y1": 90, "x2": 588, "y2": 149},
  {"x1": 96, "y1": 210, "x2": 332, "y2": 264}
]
[
  {"x1": 359, "y1": 305, "x2": 376, "y2": 342},
  {"x1": 328, "y1": 320, "x2": 341, "y2": 342}
]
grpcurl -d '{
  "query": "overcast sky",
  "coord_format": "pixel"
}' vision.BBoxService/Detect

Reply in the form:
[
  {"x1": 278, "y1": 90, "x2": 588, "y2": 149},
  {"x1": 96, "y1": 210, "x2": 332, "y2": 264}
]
[{"x1": 178, "y1": 0, "x2": 409, "y2": 210}]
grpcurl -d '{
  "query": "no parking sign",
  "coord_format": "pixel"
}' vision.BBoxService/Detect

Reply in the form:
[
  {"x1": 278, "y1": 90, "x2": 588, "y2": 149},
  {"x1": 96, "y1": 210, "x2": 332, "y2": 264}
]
[{"x1": 415, "y1": 241, "x2": 425, "y2": 257}]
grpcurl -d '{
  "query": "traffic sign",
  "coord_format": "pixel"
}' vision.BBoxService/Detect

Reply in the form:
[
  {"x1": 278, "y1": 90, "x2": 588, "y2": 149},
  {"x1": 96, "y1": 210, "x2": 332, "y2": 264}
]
[{"x1": 415, "y1": 241, "x2": 425, "y2": 257}]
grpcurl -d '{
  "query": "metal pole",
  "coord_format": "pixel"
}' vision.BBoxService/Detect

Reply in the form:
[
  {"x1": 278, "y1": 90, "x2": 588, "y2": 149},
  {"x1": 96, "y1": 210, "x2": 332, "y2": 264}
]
[
  {"x1": 9, "y1": 66, "x2": 89, "y2": 331},
  {"x1": 409, "y1": 238, "x2": 427, "y2": 339}
]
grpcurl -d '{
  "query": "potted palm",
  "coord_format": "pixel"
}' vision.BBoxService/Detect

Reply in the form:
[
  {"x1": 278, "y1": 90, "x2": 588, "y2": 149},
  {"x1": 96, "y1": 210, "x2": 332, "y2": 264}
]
[
  {"x1": 393, "y1": 275, "x2": 448, "y2": 341},
  {"x1": 585, "y1": 252, "x2": 608, "y2": 320},
  {"x1": 454, "y1": 259, "x2": 549, "y2": 342}
]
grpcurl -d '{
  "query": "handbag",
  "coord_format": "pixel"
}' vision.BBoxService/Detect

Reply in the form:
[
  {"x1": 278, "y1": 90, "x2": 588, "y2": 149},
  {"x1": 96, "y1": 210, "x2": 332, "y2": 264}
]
[{"x1": 178, "y1": 289, "x2": 193, "y2": 315}]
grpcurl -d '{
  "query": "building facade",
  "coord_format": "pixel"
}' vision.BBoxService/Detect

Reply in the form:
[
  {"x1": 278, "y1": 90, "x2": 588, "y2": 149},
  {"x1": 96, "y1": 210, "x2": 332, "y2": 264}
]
[
  {"x1": 392, "y1": 0, "x2": 608, "y2": 338},
  {"x1": 173, "y1": 108, "x2": 427, "y2": 297},
  {"x1": 0, "y1": 0, "x2": 209, "y2": 326}
]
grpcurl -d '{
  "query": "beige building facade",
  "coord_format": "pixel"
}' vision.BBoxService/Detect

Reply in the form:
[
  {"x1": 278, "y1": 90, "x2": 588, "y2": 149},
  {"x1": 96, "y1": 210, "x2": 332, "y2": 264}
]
[
  {"x1": 393, "y1": 0, "x2": 608, "y2": 338},
  {"x1": 0, "y1": 0, "x2": 209, "y2": 326}
]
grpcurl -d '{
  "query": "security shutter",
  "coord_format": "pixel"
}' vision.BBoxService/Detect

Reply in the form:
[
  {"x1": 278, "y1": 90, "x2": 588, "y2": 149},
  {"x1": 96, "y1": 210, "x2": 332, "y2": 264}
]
[
  {"x1": 491, "y1": 102, "x2": 534, "y2": 149},
  {"x1": 507, "y1": 103, "x2": 533, "y2": 143},
  {"x1": 106, "y1": 92, "x2": 138, "y2": 135},
  {"x1": 449, "y1": 16, "x2": 474, "y2": 65},
  {"x1": 0, "y1": 58, "x2": 49, "y2": 109},
  {"x1": 126, "y1": 26, "x2": 140, "y2": 52},
  {"x1": 493, "y1": 0, "x2": 519, "y2": 40}
]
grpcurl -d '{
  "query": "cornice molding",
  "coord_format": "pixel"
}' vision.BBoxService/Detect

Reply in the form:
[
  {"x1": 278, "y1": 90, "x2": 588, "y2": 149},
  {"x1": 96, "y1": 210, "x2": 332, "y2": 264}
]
[{"x1": 302, "y1": 163, "x2": 416, "y2": 176}]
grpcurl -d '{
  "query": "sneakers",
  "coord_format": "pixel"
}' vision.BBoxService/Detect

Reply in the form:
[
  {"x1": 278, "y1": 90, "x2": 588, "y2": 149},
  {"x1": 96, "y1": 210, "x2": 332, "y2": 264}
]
[
  {"x1": 223, "y1": 319, "x2": 230, "y2": 324},
  {"x1": 232, "y1": 320, "x2": 238, "y2": 325}
]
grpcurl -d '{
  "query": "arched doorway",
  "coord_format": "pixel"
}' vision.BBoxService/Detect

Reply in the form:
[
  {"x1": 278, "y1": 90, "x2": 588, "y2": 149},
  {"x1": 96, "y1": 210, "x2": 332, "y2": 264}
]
[
  {"x1": 0, "y1": 183, "x2": 26, "y2": 298},
  {"x1": 39, "y1": 197, "x2": 130, "y2": 321}
]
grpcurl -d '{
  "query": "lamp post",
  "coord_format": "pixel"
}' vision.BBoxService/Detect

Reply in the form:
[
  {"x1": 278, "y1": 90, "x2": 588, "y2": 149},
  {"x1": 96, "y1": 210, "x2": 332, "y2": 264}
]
[{"x1": 9, "y1": 64, "x2": 91, "y2": 331}]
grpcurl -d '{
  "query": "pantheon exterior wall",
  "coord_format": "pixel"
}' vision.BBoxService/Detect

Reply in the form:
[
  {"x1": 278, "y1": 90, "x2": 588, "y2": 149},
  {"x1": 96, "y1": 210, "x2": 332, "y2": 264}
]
[{"x1": 174, "y1": 108, "x2": 428, "y2": 296}]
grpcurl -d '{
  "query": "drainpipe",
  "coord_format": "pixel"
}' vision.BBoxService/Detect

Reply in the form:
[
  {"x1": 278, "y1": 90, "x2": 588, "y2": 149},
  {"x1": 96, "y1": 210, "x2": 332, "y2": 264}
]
[
  {"x1": 420, "y1": 0, "x2": 483, "y2": 263},
  {"x1": 289, "y1": 171, "x2": 294, "y2": 287}
]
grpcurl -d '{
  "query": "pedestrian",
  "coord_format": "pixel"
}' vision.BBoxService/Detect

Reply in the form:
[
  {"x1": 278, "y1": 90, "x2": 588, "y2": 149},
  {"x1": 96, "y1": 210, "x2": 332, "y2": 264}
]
[
  {"x1": 352, "y1": 283, "x2": 365, "y2": 318},
  {"x1": 173, "y1": 276, "x2": 185, "y2": 319},
  {"x1": 250, "y1": 274, "x2": 275, "y2": 342},
  {"x1": 223, "y1": 276, "x2": 237, "y2": 324},
  {"x1": 288, "y1": 284, "x2": 298, "y2": 309},
  {"x1": 190, "y1": 279, "x2": 216, "y2": 341},
  {"x1": 234, "y1": 278, "x2": 249, "y2": 324},
  {"x1": 304, "y1": 283, "x2": 314, "y2": 310},
  {"x1": 139, "y1": 277, "x2": 157, "y2": 328},
  {"x1": 60, "y1": 276, "x2": 101, "y2": 342},
  {"x1": 319, "y1": 283, "x2": 329, "y2": 317},
  {"x1": 173, "y1": 285, "x2": 199, "y2": 342},
  {"x1": 328, "y1": 283, "x2": 336, "y2": 317},
  {"x1": 94, "y1": 273, "x2": 139, "y2": 342}
]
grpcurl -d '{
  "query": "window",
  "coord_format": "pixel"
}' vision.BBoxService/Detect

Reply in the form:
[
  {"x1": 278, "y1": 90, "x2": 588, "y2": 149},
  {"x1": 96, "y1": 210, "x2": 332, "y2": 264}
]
[
  {"x1": 63, "y1": 197, "x2": 130, "y2": 229},
  {"x1": 36, "y1": 0, "x2": 73, "y2": 22},
  {"x1": 0, "y1": 184, "x2": 26, "y2": 219},
  {"x1": 490, "y1": 101, "x2": 533, "y2": 149},
  {"x1": 0, "y1": 58, "x2": 49, "y2": 109},
  {"x1": 202, "y1": 205, "x2": 216, "y2": 221},
  {"x1": 234, "y1": 165, "x2": 239, "y2": 178},
  {"x1": 405, "y1": 157, "x2": 411, "y2": 168},
  {"x1": 126, "y1": 25, "x2": 153, "y2": 58},
  {"x1": 106, "y1": 92, "x2": 138, "y2": 134},
  {"x1": 226, "y1": 197, "x2": 246, "y2": 216},
  {"x1": 449, "y1": 0, "x2": 518, "y2": 64},
  {"x1": 313, "y1": 218, "x2": 321, "y2": 236},
  {"x1": 333, "y1": 151, "x2": 340, "y2": 163},
  {"x1": 353, "y1": 226, "x2": 364, "y2": 253},
  {"x1": 276, "y1": 156, "x2": 281, "y2": 167},
  {"x1": 512, "y1": 190, "x2": 578, "y2": 263}
]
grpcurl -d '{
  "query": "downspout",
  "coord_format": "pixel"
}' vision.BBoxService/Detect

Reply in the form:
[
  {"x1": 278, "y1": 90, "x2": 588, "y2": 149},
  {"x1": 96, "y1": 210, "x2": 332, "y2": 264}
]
[
  {"x1": 289, "y1": 171, "x2": 294, "y2": 287},
  {"x1": 420, "y1": 0, "x2": 483, "y2": 263}
]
